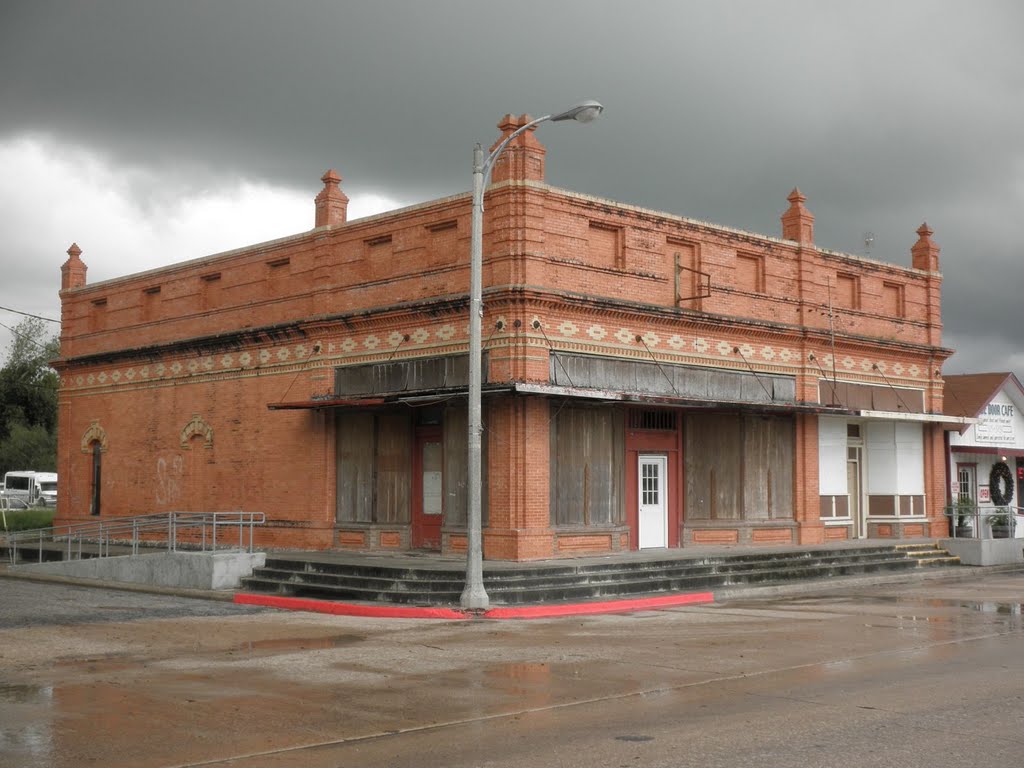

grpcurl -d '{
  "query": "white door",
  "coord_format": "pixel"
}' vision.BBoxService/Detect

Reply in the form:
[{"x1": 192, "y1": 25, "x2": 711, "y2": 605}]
[{"x1": 638, "y1": 455, "x2": 668, "y2": 549}]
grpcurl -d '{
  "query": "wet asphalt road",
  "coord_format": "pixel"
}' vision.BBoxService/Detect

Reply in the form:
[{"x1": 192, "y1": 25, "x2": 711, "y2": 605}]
[
  {"x1": 0, "y1": 579, "x2": 266, "y2": 629},
  {"x1": 1, "y1": 573, "x2": 1022, "y2": 768}
]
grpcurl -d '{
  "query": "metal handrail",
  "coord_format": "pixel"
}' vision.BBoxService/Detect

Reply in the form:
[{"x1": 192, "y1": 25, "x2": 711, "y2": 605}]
[
  {"x1": 944, "y1": 504, "x2": 1022, "y2": 539},
  {"x1": 4, "y1": 511, "x2": 266, "y2": 564}
]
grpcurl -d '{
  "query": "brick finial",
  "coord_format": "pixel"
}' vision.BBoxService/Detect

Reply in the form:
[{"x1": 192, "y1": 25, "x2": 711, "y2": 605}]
[
  {"x1": 781, "y1": 187, "x2": 815, "y2": 245},
  {"x1": 61, "y1": 242, "x2": 87, "y2": 291},
  {"x1": 314, "y1": 169, "x2": 349, "y2": 227},
  {"x1": 911, "y1": 222, "x2": 940, "y2": 272},
  {"x1": 489, "y1": 113, "x2": 547, "y2": 184}
]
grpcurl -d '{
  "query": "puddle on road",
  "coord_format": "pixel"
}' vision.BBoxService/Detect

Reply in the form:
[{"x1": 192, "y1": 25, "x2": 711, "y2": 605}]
[
  {"x1": 0, "y1": 682, "x2": 51, "y2": 702},
  {"x1": 772, "y1": 594, "x2": 1024, "y2": 619},
  {"x1": 867, "y1": 596, "x2": 1024, "y2": 617},
  {"x1": 53, "y1": 654, "x2": 137, "y2": 673},
  {"x1": 237, "y1": 634, "x2": 366, "y2": 653},
  {"x1": 486, "y1": 662, "x2": 551, "y2": 681},
  {"x1": 0, "y1": 682, "x2": 54, "y2": 765},
  {"x1": 961, "y1": 601, "x2": 1023, "y2": 615}
]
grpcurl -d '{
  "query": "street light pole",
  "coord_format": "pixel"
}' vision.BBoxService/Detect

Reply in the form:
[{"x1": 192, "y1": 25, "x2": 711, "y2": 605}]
[{"x1": 461, "y1": 101, "x2": 603, "y2": 611}]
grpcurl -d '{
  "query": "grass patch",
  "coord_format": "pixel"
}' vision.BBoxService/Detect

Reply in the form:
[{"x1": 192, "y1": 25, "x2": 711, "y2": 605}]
[{"x1": 1, "y1": 508, "x2": 55, "y2": 532}]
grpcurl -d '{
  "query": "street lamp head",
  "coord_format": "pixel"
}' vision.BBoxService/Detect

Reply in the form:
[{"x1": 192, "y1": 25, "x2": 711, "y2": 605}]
[{"x1": 550, "y1": 100, "x2": 604, "y2": 124}]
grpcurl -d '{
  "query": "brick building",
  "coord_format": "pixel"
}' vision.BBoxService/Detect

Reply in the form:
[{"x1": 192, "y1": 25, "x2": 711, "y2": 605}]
[{"x1": 55, "y1": 114, "x2": 955, "y2": 559}]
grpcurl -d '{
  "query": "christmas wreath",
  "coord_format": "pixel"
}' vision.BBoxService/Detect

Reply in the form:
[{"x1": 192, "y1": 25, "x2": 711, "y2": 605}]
[{"x1": 989, "y1": 461, "x2": 1014, "y2": 506}]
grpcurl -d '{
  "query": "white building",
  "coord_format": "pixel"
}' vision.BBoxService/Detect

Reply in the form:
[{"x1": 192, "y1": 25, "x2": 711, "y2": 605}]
[{"x1": 943, "y1": 372, "x2": 1024, "y2": 537}]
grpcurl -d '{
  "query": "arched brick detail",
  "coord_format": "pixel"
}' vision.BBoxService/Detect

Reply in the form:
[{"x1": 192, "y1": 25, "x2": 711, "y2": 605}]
[
  {"x1": 80, "y1": 420, "x2": 108, "y2": 453},
  {"x1": 180, "y1": 414, "x2": 214, "y2": 450}
]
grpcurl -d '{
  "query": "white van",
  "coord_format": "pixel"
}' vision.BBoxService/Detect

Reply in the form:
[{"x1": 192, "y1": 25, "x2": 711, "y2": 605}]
[
  {"x1": 34, "y1": 472, "x2": 58, "y2": 507},
  {"x1": 1, "y1": 471, "x2": 58, "y2": 507}
]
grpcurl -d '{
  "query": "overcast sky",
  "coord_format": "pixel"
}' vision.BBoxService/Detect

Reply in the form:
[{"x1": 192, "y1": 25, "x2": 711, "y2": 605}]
[{"x1": 1, "y1": 0, "x2": 1022, "y2": 385}]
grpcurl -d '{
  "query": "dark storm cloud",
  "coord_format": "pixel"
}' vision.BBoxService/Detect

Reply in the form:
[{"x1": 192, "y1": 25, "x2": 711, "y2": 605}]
[{"x1": 1, "y1": 0, "x2": 1022, "y2": 375}]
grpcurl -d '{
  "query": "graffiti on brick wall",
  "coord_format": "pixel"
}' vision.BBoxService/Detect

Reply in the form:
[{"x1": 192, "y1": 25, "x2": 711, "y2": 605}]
[{"x1": 155, "y1": 455, "x2": 185, "y2": 506}]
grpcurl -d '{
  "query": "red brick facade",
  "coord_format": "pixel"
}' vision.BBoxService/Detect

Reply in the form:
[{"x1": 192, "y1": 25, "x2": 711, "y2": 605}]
[{"x1": 54, "y1": 115, "x2": 952, "y2": 558}]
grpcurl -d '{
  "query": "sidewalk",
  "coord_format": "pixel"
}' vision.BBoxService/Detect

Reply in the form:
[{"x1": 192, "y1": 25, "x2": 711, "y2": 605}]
[{"x1": 5, "y1": 537, "x2": 1022, "y2": 620}]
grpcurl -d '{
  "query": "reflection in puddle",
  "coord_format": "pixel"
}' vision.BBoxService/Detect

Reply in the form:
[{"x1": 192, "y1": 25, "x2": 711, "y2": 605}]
[
  {"x1": 54, "y1": 655, "x2": 136, "y2": 673},
  {"x1": 0, "y1": 683, "x2": 48, "y2": 702},
  {"x1": 479, "y1": 662, "x2": 557, "y2": 708},
  {"x1": 487, "y1": 662, "x2": 551, "y2": 681},
  {"x1": 963, "y1": 601, "x2": 1023, "y2": 615},
  {"x1": 238, "y1": 634, "x2": 366, "y2": 653},
  {"x1": 0, "y1": 682, "x2": 54, "y2": 765},
  {"x1": 784, "y1": 594, "x2": 1024, "y2": 617}
]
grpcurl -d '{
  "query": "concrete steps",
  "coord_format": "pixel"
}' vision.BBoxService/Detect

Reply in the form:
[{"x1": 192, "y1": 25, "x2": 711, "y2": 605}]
[{"x1": 238, "y1": 542, "x2": 960, "y2": 606}]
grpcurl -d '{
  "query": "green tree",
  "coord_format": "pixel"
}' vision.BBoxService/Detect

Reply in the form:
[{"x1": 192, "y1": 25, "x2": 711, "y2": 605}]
[
  {"x1": 0, "y1": 422, "x2": 57, "y2": 473},
  {"x1": 0, "y1": 317, "x2": 59, "y2": 476}
]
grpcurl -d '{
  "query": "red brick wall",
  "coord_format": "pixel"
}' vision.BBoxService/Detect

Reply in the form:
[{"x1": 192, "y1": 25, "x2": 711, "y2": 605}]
[{"x1": 55, "y1": 164, "x2": 950, "y2": 554}]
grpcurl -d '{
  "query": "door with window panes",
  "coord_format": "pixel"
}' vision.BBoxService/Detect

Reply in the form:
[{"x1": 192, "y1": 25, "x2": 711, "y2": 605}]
[{"x1": 412, "y1": 428, "x2": 443, "y2": 549}]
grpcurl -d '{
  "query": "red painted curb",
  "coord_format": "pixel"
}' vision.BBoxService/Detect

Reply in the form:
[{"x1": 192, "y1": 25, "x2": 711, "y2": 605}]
[
  {"x1": 233, "y1": 593, "x2": 469, "y2": 619},
  {"x1": 234, "y1": 590, "x2": 715, "y2": 620},
  {"x1": 482, "y1": 591, "x2": 715, "y2": 619}
]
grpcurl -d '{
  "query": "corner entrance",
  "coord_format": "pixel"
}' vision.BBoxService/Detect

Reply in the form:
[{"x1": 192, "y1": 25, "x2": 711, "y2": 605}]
[
  {"x1": 638, "y1": 454, "x2": 668, "y2": 548},
  {"x1": 412, "y1": 428, "x2": 443, "y2": 549}
]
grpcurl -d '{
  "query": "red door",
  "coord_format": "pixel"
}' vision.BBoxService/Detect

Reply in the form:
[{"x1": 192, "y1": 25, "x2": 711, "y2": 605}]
[{"x1": 412, "y1": 428, "x2": 443, "y2": 549}]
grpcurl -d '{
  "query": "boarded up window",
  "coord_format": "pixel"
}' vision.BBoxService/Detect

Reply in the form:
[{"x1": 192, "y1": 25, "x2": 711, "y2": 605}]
[
  {"x1": 818, "y1": 417, "x2": 848, "y2": 496},
  {"x1": 835, "y1": 273, "x2": 859, "y2": 309},
  {"x1": 742, "y1": 416, "x2": 794, "y2": 519},
  {"x1": 441, "y1": 404, "x2": 487, "y2": 528},
  {"x1": 589, "y1": 222, "x2": 624, "y2": 270},
  {"x1": 336, "y1": 413, "x2": 375, "y2": 523},
  {"x1": 375, "y1": 412, "x2": 411, "y2": 523},
  {"x1": 865, "y1": 421, "x2": 923, "y2": 496},
  {"x1": 335, "y1": 410, "x2": 411, "y2": 523},
  {"x1": 686, "y1": 413, "x2": 794, "y2": 520},
  {"x1": 686, "y1": 414, "x2": 741, "y2": 520},
  {"x1": 736, "y1": 253, "x2": 764, "y2": 293},
  {"x1": 550, "y1": 405, "x2": 624, "y2": 526}
]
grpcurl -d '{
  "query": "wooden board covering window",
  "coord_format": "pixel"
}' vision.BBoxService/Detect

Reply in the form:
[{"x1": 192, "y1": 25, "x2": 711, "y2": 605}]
[
  {"x1": 686, "y1": 413, "x2": 794, "y2": 520},
  {"x1": 742, "y1": 415, "x2": 794, "y2": 519},
  {"x1": 374, "y1": 412, "x2": 411, "y2": 523},
  {"x1": 336, "y1": 413, "x2": 374, "y2": 523},
  {"x1": 442, "y1": 404, "x2": 486, "y2": 527},
  {"x1": 336, "y1": 411, "x2": 411, "y2": 524},
  {"x1": 686, "y1": 414, "x2": 742, "y2": 520},
  {"x1": 550, "y1": 405, "x2": 624, "y2": 526}
]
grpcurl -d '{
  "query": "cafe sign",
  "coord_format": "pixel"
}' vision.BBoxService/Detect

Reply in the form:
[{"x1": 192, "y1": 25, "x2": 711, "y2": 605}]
[{"x1": 975, "y1": 402, "x2": 1016, "y2": 445}]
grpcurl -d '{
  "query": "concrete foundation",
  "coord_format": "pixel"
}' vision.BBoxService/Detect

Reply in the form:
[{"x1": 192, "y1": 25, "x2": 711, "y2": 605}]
[
  {"x1": 941, "y1": 538, "x2": 1024, "y2": 566},
  {"x1": 16, "y1": 550, "x2": 266, "y2": 590}
]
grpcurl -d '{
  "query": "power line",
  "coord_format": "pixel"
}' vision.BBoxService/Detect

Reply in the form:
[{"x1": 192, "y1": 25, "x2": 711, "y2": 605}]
[
  {"x1": 0, "y1": 320, "x2": 57, "y2": 354},
  {"x1": 0, "y1": 305, "x2": 60, "y2": 324}
]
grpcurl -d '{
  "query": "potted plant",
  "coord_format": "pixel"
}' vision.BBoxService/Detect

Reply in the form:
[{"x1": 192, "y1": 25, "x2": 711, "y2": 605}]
[
  {"x1": 954, "y1": 497, "x2": 975, "y2": 538},
  {"x1": 988, "y1": 508, "x2": 1012, "y2": 539}
]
